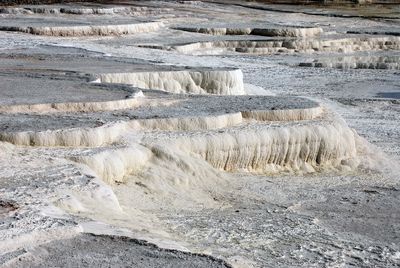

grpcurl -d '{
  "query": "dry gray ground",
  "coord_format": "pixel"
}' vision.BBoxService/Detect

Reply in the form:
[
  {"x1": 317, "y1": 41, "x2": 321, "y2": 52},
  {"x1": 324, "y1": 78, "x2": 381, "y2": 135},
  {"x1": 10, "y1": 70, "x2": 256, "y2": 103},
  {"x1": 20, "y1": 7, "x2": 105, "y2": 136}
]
[{"x1": 3, "y1": 234, "x2": 232, "y2": 268}]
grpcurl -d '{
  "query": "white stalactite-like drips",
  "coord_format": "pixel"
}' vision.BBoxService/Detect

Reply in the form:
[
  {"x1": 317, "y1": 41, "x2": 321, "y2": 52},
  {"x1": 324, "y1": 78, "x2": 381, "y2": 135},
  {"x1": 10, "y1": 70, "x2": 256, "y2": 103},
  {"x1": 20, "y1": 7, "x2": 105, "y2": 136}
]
[
  {"x1": 97, "y1": 69, "x2": 246, "y2": 95},
  {"x1": 0, "y1": 22, "x2": 164, "y2": 36}
]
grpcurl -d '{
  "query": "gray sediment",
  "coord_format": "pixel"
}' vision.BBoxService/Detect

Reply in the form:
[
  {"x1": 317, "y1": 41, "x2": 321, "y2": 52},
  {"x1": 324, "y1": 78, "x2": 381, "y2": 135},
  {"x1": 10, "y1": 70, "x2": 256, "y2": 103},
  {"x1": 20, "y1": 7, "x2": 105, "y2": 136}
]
[{"x1": 5, "y1": 233, "x2": 232, "y2": 268}]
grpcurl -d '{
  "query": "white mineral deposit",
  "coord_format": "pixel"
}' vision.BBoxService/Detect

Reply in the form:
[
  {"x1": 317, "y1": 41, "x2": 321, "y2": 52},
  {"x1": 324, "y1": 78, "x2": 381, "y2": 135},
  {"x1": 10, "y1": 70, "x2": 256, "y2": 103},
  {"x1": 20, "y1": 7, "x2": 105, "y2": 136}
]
[{"x1": 0, "y1": 1, "x2": 399, "y2": 267}]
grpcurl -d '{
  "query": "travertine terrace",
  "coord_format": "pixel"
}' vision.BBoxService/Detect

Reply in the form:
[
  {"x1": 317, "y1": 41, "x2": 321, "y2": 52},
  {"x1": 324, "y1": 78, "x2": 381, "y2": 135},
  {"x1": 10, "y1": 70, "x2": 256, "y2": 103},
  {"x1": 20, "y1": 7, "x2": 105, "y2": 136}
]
[{"x1": 0, "y1": 1, "x2": 399, "y2": 267}]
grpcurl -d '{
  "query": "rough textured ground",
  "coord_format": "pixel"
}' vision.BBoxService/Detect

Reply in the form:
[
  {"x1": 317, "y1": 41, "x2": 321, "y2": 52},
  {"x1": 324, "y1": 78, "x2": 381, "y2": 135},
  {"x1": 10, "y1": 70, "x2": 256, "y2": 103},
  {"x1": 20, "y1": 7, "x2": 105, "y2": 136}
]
[{"x1": 3, "y1": 234, "x2": 232, "y2": 268}]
